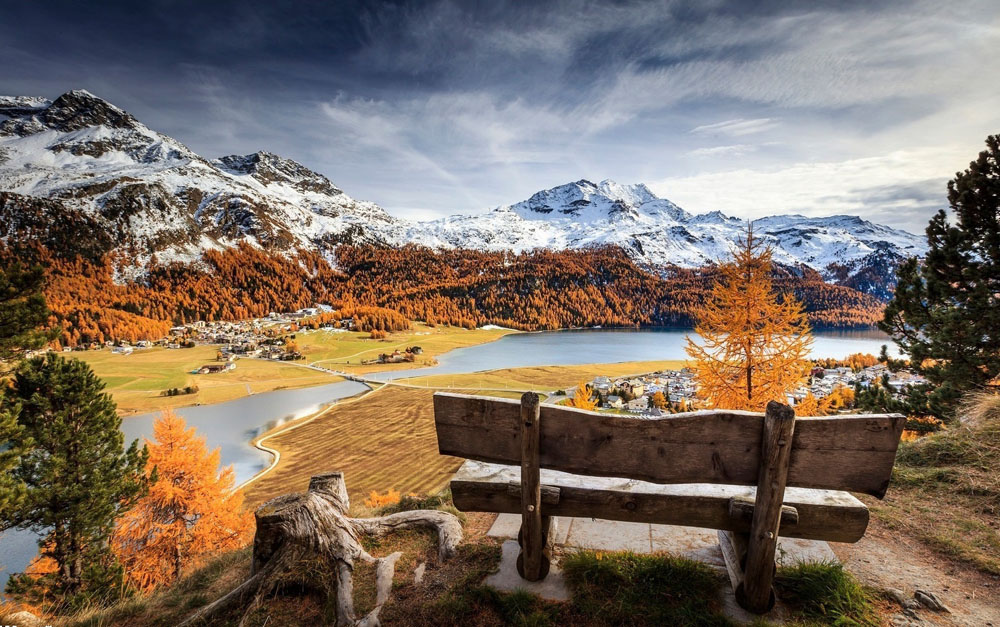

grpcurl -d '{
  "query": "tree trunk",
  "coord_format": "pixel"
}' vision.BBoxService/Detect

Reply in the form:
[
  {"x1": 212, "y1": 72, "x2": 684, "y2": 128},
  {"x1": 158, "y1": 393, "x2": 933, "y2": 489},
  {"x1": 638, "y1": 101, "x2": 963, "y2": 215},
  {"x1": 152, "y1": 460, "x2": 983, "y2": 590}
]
[{"x1": 180, "y1": 472, "x2": 462, "y2": 627}]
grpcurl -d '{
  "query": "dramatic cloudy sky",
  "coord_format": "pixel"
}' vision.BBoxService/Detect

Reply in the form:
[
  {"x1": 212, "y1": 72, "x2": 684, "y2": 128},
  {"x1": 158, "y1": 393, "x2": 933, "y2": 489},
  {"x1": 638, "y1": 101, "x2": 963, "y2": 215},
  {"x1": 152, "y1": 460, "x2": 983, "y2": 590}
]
[{"x1": 3, "y1": 0, "x2": 998, "y2": 231}]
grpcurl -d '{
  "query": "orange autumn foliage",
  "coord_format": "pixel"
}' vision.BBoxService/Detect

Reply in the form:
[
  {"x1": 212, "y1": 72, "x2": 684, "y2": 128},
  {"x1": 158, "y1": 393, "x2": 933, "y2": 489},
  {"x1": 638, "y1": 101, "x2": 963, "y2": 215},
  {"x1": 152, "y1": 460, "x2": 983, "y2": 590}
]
[
  {"x1": 686, "y1": 224, "x2": 813, "y2": 411},
  {"x1": 364, "y1": 489, "x2": 401, "y2": 509},
  {"x1": 112, "y1": 410, "x2": 254, "y2": 591},
  {"x1": 567, "y1": 382, "x2": 598, "y2": 411}
]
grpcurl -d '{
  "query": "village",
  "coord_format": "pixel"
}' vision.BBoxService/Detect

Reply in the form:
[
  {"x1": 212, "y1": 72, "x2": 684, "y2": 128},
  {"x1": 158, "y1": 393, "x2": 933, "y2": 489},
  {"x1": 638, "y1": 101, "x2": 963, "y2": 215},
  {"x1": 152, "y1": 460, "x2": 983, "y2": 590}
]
[
  {"x1": 33, "y1": 305, "x2": 352, "y2": 369},
  {"x1": 581, "y1": 362, "x2": 928, "y2": 416}
]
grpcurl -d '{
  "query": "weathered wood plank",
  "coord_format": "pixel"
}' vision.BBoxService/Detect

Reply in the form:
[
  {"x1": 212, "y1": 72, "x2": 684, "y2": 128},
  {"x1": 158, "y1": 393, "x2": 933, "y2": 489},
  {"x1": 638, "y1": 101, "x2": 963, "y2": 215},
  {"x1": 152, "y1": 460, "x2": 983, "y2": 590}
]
[
  {"x1": 434, "y1": 392, "x2": 905, "y2": 497},
  {"x1": 517, "y1": 393, "x2": 547, "y2": 581},
  {"x1": 741, "y1": 401, "x2": 795, "y2": 613},
  {"x1": 728, "y1": 496, "x2": 798, "y2": 527},
  {"x1": 450, "y1": 461, "x2": 869, "y2": 542},
  {"x1": 719, "y1": 530, "x2": 749, "y2": 593}
]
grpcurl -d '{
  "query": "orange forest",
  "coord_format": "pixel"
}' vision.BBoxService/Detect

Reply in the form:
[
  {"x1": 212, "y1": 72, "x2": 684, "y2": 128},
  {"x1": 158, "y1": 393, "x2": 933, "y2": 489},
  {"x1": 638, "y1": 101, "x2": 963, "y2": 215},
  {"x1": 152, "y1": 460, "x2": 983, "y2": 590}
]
[{"x1": 2, "y1": 236, "x2": 886, "y2": 346}]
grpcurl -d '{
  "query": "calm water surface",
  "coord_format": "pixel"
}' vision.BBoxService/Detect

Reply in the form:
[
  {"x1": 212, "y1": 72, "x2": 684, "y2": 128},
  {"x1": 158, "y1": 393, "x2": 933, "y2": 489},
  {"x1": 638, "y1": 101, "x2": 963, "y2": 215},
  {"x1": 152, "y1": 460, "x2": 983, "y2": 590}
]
[
  {"x1": 0, "y1": 327, "x2": 897, "y2": 591},
  {"x1": 372, "y1": 327, "x2": 900, "y2": 381}
]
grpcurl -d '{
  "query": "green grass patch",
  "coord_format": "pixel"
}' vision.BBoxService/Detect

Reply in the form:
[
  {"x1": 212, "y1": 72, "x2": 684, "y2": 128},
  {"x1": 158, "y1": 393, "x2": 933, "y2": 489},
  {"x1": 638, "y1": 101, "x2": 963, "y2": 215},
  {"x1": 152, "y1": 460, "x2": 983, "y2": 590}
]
[
  {"x1": 774, "y1": 561, "x2": 878, "y2": 626},
  {"x1": 562, "y1": 550, "x2": 734, "y2": 627}
]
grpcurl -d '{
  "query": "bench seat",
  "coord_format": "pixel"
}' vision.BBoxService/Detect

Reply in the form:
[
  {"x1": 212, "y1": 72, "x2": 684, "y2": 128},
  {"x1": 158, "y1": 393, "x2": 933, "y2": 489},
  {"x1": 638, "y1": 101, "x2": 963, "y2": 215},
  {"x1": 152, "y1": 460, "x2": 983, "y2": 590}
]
[{"x1": 451, "y1": 460, "x2": 869, "y2": 543}]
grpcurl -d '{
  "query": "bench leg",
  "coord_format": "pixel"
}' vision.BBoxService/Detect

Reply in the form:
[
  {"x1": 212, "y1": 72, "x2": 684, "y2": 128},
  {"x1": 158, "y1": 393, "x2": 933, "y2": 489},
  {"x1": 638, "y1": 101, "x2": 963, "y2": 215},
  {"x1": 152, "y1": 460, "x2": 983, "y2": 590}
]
[
  {"x1": 737, "y1": 401, "x2": 796, "y2": 614},
  {"x1": 516, "y1": 392, "x2": 549, "y2": 581},
  {"x1": 517, "y1": 515, "x2": 551, "y2": 581}
]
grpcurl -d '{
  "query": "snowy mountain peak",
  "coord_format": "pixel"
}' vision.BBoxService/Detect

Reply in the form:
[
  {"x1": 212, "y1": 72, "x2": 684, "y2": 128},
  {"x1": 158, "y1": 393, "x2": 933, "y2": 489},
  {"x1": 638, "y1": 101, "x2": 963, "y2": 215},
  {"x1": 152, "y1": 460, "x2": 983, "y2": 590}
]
[
  {"x1": 597, "y1": 179, "x2": 658, "y2": 205},
  {"x1": 505, "y1": 178, "x2": 688, "y2": 223},
  {"x1": 215, "y1": 151, "x2": 343, "y2": 196},
  {"x1": 41, "y1": 89, "x2": 138, "y2": 132}
]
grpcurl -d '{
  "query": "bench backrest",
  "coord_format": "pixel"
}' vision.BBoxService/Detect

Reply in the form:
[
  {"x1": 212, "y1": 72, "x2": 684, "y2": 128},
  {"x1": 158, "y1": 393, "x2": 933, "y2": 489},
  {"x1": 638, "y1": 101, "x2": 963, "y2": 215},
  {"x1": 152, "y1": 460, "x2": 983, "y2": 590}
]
[{"x1": 433, "y1": 392, "x2": 906, "y2": 498}]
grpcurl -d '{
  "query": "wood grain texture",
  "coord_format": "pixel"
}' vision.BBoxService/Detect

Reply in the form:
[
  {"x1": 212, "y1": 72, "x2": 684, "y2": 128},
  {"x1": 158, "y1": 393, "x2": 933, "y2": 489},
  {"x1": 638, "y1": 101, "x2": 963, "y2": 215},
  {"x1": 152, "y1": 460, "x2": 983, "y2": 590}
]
[
  {"x1": 517, "y1": 393, "x2": 546, "y2": 581},
  {"x1": 451, "y1": 461, "x2": 870, "y2": 542},
  {"x1": 434, "y1": 392, "x2": 905, "y2": 497},
  {"x1": 719, "y1": 530, "x2": 749, "y2": 592},
  {"x1": 741, "y1": 401, "x2": 795, "y2": 614},
  {"x1": 728, "y1": 496, "x2": 798, "y2": 527}
]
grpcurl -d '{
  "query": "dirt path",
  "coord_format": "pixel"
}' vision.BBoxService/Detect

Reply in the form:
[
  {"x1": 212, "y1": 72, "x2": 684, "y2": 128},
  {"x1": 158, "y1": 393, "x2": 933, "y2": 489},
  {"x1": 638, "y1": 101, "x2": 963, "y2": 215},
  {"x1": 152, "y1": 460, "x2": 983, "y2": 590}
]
[{"x1": 833, "y1": 519, "x2": 1000, "y2": 626}]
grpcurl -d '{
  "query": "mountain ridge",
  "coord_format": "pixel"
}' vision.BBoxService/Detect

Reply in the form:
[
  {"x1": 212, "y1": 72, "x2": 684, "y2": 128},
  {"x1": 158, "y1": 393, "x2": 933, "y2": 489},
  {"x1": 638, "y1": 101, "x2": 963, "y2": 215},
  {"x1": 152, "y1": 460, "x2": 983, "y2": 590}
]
[{"x1": 1, "y1": 90, "x2": 927, "y2": 299}]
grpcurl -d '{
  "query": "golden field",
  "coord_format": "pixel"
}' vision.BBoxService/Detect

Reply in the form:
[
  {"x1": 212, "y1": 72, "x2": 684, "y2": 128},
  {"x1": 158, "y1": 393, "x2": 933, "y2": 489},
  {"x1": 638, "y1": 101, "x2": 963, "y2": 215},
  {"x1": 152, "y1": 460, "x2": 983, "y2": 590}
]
[
  {"x1": 397, "y1": 359, "x2": 688, "y2": 391},
  {"x1": 71, "y1": 346, "x2": 341, "y2": 415}
]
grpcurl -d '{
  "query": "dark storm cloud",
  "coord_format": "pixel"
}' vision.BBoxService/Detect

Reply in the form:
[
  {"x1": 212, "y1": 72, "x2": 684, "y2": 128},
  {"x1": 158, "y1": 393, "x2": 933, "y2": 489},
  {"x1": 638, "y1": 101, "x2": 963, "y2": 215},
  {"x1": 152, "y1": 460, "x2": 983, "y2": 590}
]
[{"x1": 1, "y1": 0, "x2": 998, "y2": 230}]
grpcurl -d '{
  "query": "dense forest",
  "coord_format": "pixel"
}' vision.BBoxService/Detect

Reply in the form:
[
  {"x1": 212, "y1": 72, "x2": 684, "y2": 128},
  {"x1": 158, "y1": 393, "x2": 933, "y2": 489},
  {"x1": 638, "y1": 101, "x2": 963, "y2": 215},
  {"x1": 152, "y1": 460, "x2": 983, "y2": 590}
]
[{"x1": 0, "y1": 237, "x2": 886, "y2": 346}]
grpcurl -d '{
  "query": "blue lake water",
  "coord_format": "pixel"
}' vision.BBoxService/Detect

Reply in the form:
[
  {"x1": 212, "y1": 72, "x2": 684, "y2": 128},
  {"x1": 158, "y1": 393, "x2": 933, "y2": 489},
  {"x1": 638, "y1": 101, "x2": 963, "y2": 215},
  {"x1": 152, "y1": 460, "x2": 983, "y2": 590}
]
[
  {"x1": 372, "y1": 327, "x2": 900, "y2": 381},
  {"x1": 0, "y1": 327, "x2": 898, "y2": 592}
]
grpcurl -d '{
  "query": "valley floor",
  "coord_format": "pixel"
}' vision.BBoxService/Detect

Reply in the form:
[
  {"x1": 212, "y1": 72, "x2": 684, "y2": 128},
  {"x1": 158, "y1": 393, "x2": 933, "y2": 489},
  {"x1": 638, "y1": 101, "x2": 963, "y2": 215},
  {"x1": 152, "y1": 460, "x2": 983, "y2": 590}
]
[{"x1": 72, "y1": 324, "x2": 514, "y2": 415}]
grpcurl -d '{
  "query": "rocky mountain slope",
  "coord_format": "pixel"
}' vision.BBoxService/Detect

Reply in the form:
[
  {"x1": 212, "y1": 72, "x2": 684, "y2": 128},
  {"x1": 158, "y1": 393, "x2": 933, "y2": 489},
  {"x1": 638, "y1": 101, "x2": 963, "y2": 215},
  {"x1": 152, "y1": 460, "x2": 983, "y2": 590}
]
[{"x1": 1, "y1": 90, "x2": 926, "y2": 297}]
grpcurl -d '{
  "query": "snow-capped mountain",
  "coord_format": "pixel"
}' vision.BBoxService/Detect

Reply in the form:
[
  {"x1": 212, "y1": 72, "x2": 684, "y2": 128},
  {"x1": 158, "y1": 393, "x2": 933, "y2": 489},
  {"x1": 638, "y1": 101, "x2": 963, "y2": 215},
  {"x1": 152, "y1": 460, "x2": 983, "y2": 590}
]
[
  {"x1": 1, "y1": 90, "x2": 926, "y2": 296},
  {"x1": 408, "y1": 179, "x2": 926, "y2": 288},
  {"x1": 0, "y1": 90, "x2": 402, "y2": 268}
]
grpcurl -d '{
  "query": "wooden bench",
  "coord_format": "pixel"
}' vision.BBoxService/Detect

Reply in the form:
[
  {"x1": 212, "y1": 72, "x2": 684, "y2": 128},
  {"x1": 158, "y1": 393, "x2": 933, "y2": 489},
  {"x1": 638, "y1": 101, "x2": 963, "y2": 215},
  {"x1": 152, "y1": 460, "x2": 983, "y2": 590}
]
[{"x1": 433, "y1": 392, "x2": 905, "y2": 613}]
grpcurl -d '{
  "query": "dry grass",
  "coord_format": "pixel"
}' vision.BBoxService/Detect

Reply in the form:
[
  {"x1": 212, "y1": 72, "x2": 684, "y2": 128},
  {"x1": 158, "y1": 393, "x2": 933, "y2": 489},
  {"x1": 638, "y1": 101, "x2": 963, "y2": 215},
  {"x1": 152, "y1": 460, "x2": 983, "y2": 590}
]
[
  {"x1": 72, "y1": 347, "x2": 341, "y2": 415},
  {"x1": 301, "y1": 323, "x2": 514, "y2": 374},
  {"x1": 872, "y1": 391, "x2": 1000, "y2": 575},
  {"x1": 399, "y1": 360, "x2": 688, "y2": 391},
  {"x1": 244, "y1": 387, "x2": 463, "y2": 507}
]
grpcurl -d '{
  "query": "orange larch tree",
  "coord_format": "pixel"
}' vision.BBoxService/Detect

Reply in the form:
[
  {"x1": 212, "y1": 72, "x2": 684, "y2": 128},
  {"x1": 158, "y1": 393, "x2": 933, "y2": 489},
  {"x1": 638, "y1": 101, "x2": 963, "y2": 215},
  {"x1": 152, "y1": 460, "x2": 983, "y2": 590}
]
[
  {"x1": 567, "y1": 382, "x2": 597, "y2": 411},
  {"x1": 686, "y1": 223, "x2": 813, "y2": 411},
  {"x1": 112, "y1": 410, "x2": 254, "y2": 591}
]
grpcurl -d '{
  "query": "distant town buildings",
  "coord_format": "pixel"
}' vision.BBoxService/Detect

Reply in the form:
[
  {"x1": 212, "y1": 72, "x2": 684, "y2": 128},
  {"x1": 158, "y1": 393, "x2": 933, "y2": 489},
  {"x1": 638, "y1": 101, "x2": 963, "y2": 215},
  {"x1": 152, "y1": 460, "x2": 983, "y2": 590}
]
[{"x1": 578, "y1": 362, "x2": 927, "y2": 418}]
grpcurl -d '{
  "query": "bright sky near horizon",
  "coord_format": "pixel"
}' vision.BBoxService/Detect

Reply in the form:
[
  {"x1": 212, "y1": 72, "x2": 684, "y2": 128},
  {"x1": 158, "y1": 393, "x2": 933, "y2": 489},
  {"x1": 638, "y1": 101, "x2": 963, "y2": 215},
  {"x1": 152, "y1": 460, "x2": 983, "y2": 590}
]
[{"x1": 2, "y1": 0, "x2": 998, "y2": 232}]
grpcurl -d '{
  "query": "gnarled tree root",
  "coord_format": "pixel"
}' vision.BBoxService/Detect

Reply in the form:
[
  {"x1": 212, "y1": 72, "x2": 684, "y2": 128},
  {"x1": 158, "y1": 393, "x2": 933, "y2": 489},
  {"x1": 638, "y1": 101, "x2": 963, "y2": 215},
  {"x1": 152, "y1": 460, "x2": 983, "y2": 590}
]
[{"x1": 180, "y1": 472, "x2": 463, "y2": 627}]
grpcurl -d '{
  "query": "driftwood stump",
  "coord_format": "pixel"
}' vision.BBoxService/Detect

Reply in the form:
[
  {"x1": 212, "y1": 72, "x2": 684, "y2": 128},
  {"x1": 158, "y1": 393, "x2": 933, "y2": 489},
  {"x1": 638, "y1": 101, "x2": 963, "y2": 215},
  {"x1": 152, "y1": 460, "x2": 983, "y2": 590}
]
[{"x1": 180, "y1": 472, "x2": 463, "y2": 627}]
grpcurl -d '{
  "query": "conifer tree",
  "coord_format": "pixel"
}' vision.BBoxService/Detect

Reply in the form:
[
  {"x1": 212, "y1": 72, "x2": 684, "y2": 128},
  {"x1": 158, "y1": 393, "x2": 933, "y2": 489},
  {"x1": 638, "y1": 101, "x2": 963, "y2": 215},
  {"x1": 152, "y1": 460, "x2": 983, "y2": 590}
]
[
  {"x1": 0, "y1": 262, "x2": 57, "y2": 362},
  {"x1": 567, "y1": 382, "x2": 597, "y2": 410},
  {"x1": 686, "y1": 224, "x2": 813, "y2": 411},
  {"x1": 0, "y1": 399, "x2": 28, "y2": 522},
  {"x1": 650, "y1": 390, "x2": 667, "y2": 409},
  {"x1": 1, "y1": 354, "x2": 147, "y2": 599},
  {"x1": 882, "y1": 135, "x2": 1000, "y2": 418},
  {"x1": 113, "y1": 411, "x2": 253, "y2": 591}
]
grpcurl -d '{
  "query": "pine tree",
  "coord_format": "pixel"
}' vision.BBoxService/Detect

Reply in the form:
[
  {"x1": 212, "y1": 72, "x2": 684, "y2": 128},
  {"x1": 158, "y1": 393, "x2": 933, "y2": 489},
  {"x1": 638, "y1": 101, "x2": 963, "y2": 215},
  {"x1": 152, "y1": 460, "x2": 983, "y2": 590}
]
[
  {"x1": 0, "y1": 262, "x2": 57, "y2": 362},
  {"x1": 0, "y1": 398, "x2": 28, "y2": 522},
  {"x1": 567, "y1": 382, "x2": 597, "y2": 411},
  {"x1": 881, "y1": 135, "x2": 1000, "y2": 419},
  {"x1": 1, "y1": 354, "x2": 147, "y2": 600},
  {"x1": 112, "y1": 411, "x2": 253, "y2": 591},
  {"x1": 686, "y1": 223, "x2": 813, "y2": 411}
]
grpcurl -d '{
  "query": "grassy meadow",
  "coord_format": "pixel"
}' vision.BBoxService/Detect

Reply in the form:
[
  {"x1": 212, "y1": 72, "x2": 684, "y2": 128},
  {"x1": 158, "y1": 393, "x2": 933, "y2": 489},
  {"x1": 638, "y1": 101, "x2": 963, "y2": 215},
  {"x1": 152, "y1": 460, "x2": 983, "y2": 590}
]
[
  {"x1": 298, "y1": 323, "x2": 514, "y2": 374},
  {"x1": 72, "y1": 324, "x2": 514, "y2": 414},
  {"x1": 71, "y1": 346, "x2": 341, "y2": 415},
  {"x1": 398, "y1": 359, "x2": 688, "y2": 391}
]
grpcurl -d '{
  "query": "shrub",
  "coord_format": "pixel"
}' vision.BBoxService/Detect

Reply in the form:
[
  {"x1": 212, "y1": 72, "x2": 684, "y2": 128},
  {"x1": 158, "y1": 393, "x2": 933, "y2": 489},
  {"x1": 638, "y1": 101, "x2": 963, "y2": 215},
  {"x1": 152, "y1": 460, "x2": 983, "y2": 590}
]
[
  {"x1": 363, "y1": 489, "x2": 400, "y2": 509},
  {"x1": 774, "y1": 561, "x2": 878, "y2": 626}
]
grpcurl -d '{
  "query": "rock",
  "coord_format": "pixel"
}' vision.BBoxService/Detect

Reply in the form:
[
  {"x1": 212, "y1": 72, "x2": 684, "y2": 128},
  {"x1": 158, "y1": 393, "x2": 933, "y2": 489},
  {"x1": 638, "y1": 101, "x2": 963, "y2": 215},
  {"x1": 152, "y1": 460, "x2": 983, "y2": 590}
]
[
  {"x1": 914, "y1": 589, "x2": 951, "y2": 613},
  {"x1": 887, "y1": 587, "x2": 911, "y2": 606},
  {"x1": 891, "y1": 611, "x2": 922, "y2": 625},
  {"x1": 3, "y1": 610, "x2": 46, "y2": 627},
  {"x1": 413, "y1": 561, "x2": 426, "y2": 585}
]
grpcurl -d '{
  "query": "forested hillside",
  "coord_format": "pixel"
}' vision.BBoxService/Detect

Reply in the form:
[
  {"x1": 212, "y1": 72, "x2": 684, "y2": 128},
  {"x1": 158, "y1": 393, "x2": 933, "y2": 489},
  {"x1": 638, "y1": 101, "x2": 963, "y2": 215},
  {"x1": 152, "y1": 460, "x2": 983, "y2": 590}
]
[{"x1": 1, "y1": 234, "x2": 886, "y2": 346}]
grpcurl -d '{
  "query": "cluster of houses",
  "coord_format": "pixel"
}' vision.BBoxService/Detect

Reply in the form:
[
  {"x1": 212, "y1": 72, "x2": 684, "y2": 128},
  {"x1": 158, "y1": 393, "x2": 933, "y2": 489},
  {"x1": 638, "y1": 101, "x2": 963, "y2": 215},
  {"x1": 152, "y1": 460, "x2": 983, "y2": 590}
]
[
  {"x1": 580, "y1": 363, "x2": 929, "y2": 416},
  {"x1": 42, "y1": 305, "x2": 341, "y2": 360},
  {"x1": 585, "y1": 370, "x2": 698, "y2": 415},
  {"x1": 790, "y1": 363, "x2": 928, "y2": 404},
  {"x1": 362, "y1": 346, "x2": 424, "y2": 365}
]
